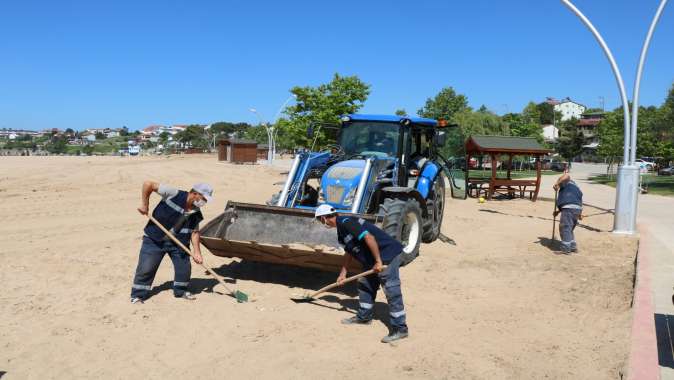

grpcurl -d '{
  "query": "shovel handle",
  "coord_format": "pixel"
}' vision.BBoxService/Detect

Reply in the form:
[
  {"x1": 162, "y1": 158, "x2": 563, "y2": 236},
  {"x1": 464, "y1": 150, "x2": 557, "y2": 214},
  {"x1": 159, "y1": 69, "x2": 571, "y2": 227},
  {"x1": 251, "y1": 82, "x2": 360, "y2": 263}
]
[
  {"x1": 552, "y1": 189, "x2": 558, "y2": 241},
  {"x1": 308, "y1": 266, "x2": 388, "y2": 299},
  {"x1": 146, "y1": 213, "x2": 235, "y2": 296}
]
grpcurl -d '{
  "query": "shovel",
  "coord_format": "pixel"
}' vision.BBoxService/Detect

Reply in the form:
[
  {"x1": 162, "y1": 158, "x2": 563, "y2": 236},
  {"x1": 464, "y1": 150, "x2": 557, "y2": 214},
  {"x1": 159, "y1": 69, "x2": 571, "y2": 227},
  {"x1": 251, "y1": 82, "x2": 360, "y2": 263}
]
[
  {"x1": 291, "y1": 266, "x2": 386, "y2": 303},
  {"x1": 146, "y1": 213, "x2": 249, "y2": 303}
]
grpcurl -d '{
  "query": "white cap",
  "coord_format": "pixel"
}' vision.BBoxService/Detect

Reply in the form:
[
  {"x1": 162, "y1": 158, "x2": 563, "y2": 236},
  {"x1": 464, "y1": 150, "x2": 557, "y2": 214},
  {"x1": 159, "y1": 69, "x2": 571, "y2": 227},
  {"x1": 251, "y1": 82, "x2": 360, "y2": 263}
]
[
  {"x1": 192, "y1": 183, "x2": 213, "y2": 202},
  {"x1": 314, "y1": 204, "x2": 336, "y2": 218}
]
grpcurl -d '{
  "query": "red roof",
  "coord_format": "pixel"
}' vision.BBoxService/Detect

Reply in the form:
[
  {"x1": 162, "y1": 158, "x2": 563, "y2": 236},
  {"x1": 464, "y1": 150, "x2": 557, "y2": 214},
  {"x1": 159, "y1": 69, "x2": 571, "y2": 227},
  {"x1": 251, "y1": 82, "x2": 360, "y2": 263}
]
[
  {"x1": 577, "y1": 119, "x2": 601, "y2": 126},
  {"x1": 142, "y1": 125, "x2": 164, "y2": 133}
]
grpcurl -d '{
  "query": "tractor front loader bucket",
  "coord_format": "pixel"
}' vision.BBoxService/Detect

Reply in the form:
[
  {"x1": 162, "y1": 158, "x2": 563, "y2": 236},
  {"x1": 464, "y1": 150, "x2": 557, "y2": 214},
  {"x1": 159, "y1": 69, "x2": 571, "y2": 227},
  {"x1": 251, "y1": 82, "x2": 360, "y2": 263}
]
[{"x1": 200, "y1": 202, "x2": 372, "y2": 273}]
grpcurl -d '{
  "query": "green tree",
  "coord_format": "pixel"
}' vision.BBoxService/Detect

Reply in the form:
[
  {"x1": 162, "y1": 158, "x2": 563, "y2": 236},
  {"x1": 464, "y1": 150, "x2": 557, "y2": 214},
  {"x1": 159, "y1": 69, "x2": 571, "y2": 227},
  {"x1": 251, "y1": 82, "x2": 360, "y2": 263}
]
[
  {"x1": 45, "y1": 137, "x2": 67, "y2": 154},
  {"x1": 535, "y1": 102, "x2": 557, "y2": 124},
  {"x1": 174, "y1": 125, "x2": 208, "y2": 149},
  {"x1": 502, "y1": 113, "x2": 543, "y2": 142},
  {"x1": 417, "y1": 86, "x2": 470, "y2": 121},
  {"x1": 557, "y1": 118, "x2": 584, "y2": 163},
  {"x1": 95, "y1": 131, "x2": 106, "y2": 140},
  {"x1": 82, "y1": 145, "x2": 94, "y2": 155},
  {"x1": 158, "y1": 131, "x2": 170, "y2": 147},
  {"x1": 521, "y1": 102, "x2": 541, "y2": 125},
  {"x1": 394, "y1": 109, "x2": 407, "y2": 116},
  {"x1": 596, "y1": 111, "x2": 623, "y2": 159},
  {"x1": 441, "y1": 108, "x2": 505, "y2": 157},
  {"x1": 283, "y1": 73, "x2": 370, "y2": 148}
]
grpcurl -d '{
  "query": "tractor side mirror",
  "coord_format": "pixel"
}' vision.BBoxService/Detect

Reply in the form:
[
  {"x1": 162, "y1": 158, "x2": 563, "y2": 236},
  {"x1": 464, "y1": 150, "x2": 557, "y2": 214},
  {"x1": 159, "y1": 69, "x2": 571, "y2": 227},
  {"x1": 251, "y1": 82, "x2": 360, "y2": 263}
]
[
  {"x1": 307, "y1": 125, "x2": 314, "y2": 138},
  {"x1": 434, "y1": 131, "x2": 447, "y2": 147}
]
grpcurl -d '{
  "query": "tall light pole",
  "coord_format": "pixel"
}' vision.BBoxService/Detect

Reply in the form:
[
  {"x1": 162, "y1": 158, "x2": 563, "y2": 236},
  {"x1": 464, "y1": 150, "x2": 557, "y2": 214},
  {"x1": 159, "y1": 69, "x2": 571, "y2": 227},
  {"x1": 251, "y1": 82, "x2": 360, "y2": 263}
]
[
  {"x1": 561, "y1": 0, "x2": 669, "y2": 234},
  {"x1": 270, "y1": 94, "x2": 297, "y2": 159}
]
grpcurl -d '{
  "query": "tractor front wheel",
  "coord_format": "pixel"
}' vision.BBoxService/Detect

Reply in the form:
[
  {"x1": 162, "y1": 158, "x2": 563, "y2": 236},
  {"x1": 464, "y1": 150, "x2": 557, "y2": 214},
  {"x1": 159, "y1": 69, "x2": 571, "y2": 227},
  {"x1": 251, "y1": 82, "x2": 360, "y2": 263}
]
[{"x1": 378, "y1": 198, "x2": 423, "y2": 266}]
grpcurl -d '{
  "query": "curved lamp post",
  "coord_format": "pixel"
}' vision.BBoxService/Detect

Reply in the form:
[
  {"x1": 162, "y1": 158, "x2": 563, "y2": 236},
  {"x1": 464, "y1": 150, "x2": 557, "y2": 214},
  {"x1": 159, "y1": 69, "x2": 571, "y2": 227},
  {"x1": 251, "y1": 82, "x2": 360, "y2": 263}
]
[
  {"x1": 271, "y1": 94, "x2": 297, "y2": 160},
  {"x1": 561, "y1": 0, "x2": 669, "y2": 234},
  {"x1": 249, "y1": 108, "x2": 274, "y2": 165},
  {"x1": 249, "y1": 94, "x2": 298, "y2": 166}
]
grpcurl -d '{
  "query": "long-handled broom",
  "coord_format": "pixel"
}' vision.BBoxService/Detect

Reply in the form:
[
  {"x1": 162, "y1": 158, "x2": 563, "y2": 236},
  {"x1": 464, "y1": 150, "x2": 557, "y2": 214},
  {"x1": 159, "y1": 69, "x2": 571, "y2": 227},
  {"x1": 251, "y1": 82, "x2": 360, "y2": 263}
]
[
  {"x1": 146, "y1": 213, "x2": 248, "y2": 303},
  {"x1": 291, "y1": 266, "x2": 386, "y2": 303}
]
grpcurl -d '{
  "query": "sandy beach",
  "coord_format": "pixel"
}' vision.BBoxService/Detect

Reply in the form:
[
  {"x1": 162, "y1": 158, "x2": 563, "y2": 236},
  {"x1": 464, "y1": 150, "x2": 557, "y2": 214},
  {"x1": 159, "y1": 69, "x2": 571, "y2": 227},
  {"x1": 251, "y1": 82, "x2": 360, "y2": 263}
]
[{"x1": 0, "y1": 155, "x2": 637, "y2": 379}]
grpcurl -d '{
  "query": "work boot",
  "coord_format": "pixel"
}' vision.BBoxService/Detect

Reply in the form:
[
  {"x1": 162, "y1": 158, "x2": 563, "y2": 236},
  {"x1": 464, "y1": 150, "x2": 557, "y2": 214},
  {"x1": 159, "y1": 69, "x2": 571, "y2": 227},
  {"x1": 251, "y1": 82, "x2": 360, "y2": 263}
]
[
  {"x1": 381, "y1": 329, "x2": 409, "y2": 343},
  {"x1": 341, "y1": 316, "x2": 372, "y2": 325},
  {"x1": 175, "y1": 291, "x2": 196, "y2": 300}
]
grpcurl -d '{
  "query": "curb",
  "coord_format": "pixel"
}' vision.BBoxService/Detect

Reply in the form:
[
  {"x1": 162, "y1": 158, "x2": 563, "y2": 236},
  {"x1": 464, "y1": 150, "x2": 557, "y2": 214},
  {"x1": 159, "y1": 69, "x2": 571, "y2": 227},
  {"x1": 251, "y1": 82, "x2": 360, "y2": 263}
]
[{"x1": 627, "y1": 225, "x2": 659, "y2": 380}]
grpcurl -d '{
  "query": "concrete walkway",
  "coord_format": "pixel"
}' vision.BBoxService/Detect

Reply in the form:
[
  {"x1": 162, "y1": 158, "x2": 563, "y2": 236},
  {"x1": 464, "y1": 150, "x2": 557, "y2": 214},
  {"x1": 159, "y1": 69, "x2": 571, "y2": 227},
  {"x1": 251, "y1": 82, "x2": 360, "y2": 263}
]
[{"x1": 537, "y1": 163, "x2": 674, "y2": 380}]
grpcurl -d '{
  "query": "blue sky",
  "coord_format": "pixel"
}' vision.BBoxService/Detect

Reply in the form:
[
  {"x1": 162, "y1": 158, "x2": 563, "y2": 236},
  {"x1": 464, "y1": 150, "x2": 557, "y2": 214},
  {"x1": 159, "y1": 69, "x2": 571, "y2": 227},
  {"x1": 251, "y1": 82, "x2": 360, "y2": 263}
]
[{"x1": 1, "y1": 0, "x2": 672, "y2": 131}]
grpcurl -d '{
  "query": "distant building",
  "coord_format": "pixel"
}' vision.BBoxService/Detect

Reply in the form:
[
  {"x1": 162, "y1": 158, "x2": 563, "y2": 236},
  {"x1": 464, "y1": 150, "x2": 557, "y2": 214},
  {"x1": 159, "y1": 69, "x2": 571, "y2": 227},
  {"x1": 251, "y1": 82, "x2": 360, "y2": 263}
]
[
  {"x1": 541, "y1": 125, "x2": 559, "y2": 143},
  {"x1": 578, "y1": 111, "x2": 605, "y2": 160},
  {"x1": 544, "y1": 97, "x2": 560, "y2": 106},
  {"x1": 554, "y1": 97, "x2": 587, "y2": 121},
  {"x1": 141, "y1": 125, "x2": 164, "y2": 137},
  {"x1": 0, "y1": 129, "x2": 42, "y2": 139}
]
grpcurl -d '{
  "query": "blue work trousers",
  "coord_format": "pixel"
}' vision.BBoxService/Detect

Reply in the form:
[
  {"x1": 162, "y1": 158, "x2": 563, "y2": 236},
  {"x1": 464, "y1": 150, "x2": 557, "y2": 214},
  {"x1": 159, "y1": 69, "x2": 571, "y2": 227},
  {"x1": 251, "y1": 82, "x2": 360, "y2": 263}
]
[
  {"x1": 356, "y1": 253, "x2": 408, "y2": 332},
  {"x1": 131, "y1": 236, "x2": 191, "y2": 299},
  {"x1": 560, "y1": 208, "x2": 581, "y2": 251}
]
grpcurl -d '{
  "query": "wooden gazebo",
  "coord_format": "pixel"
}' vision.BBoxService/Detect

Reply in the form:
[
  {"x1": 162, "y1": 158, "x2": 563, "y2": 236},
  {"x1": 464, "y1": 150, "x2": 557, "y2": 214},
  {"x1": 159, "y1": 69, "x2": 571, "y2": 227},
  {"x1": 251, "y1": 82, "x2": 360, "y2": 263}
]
[{"x1": 465, "y1": 135, "x2": 552, "y2": 201}]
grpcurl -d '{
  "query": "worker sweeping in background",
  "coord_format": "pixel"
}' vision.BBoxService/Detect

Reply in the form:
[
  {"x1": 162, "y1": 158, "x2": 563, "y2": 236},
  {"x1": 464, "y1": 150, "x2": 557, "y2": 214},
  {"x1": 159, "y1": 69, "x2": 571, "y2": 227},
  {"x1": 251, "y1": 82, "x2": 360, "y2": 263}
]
[
  {"x1": 130, "y1": 180, "x2": 213, "y2": 303},
  {"x1": 314, "y1": 205, "x2": 409, "y2": 343},
  {"x1": 553, "y1": 169, "x2": 583, "y2": 254}
]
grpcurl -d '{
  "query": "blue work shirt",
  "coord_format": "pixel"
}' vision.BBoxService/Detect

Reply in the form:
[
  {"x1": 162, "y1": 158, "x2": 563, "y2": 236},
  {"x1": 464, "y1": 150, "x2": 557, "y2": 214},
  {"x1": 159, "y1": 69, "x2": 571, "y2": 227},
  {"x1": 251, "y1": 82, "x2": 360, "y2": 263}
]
[
  {"x1": 556, "y1": 180, "x2": 583, "y2": 210},
  {"x1": 336, "y1": 216, "x2": 402, "y2": 268}
]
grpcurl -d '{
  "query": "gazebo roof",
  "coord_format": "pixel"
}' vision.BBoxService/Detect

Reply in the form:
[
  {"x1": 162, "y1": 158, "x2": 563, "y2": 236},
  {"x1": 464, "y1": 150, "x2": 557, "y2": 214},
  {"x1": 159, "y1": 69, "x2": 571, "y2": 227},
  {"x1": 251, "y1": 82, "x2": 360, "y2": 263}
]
[{"x1": 465, "y1": 135, "x2": 552, "y2": 155}]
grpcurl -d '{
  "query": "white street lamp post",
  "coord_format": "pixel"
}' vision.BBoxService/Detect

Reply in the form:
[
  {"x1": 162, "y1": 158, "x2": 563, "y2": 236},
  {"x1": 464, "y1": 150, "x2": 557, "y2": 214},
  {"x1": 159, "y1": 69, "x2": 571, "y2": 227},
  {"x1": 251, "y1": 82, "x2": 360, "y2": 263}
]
[
  {"x1": 270, "y1": 94, "x2": 297, "y2": 160},
  {"x1": 561, "y1": 0, "x2": 669, "y2": 234},
  {"x1": 249, "y1": 94, "x2": 297, "y2": 166},
  {"x1": 249, "y1": 108, "x2": 274, "y2": 165}
]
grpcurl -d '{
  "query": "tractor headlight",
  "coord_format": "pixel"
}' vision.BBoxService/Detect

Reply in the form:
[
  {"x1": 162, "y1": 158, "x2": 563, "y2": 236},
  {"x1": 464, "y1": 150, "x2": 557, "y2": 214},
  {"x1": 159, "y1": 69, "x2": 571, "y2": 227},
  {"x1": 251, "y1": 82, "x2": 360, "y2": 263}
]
[{"x1": 342, "y1": 187, "x2": 357, "y2": 206}]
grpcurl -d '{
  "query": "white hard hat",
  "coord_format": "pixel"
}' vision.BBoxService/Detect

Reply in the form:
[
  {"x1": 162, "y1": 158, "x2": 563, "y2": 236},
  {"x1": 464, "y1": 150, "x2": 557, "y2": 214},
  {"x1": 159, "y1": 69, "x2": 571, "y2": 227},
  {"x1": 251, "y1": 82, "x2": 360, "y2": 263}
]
[{"x1": 314, "y1": 204, "x2": 336, "y2": 218}]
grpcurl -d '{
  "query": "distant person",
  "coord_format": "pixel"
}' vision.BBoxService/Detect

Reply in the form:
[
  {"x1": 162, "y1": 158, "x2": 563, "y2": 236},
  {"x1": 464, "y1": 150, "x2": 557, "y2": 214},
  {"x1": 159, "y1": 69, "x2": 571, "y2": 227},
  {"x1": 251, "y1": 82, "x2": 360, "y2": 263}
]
[
  {"x1": 553, "y1": 169, "x2": 583, "y2": 254},
  {"x1": 314, "y1": 205, "x2": 409, "y2": 343},
  {"x1": 130, "y1": 180, "x2": 213, "y2": 303}
]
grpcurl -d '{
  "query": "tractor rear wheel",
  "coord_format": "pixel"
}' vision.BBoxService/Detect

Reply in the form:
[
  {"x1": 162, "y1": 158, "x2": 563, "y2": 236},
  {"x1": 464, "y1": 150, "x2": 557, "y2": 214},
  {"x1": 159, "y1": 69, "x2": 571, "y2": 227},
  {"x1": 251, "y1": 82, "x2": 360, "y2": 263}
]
[
  {"x1": 378, "y1": 198, "x2": 423, "y2": 266},
  {"x1": 422, "y1": 173, "x2": 446, "y2": 243}
]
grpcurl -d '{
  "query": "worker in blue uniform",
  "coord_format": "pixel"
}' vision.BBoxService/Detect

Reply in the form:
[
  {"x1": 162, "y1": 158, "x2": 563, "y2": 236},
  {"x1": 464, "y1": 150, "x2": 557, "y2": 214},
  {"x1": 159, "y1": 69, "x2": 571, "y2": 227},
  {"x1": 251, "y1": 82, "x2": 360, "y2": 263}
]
[
  {"x1": 315, "y1": 204, "x2": 408, "y2": 343},
  {"x1": 553, "y1": 170, "x2": 583, "y2": 254},
  {"x1": 130, "y1": 180, "x2": 213, "y2": 303}
]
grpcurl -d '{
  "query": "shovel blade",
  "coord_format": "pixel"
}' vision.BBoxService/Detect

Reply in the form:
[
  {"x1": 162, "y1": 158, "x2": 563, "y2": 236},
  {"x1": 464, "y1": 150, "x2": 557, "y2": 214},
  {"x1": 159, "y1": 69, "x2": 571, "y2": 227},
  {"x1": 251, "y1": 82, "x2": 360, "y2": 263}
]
[{"x1": 234, "y1": 290, "x2": 249, "y2": 303}]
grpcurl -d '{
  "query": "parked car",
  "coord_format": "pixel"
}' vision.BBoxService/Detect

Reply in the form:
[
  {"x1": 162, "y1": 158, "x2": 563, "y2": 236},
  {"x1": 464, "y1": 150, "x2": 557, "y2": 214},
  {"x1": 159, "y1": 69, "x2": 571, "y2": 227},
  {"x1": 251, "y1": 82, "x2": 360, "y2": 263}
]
[
  {"x1": 635, "y1": 159, "x2": 656, "y2": 171},
  {"x1": 658, "y1": 166, "x2": 674, "y2": 176},
  {"x1": 550, "y1": 160, "x2": 568, "y2": 172}
]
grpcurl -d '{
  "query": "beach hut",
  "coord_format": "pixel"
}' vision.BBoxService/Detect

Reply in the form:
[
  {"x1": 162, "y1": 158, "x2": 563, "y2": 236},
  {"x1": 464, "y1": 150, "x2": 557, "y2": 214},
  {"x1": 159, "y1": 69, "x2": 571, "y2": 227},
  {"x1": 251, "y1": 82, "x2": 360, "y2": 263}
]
[
  {"x1": 218, "y1": 139, "x2": 258, "y2": 164},
  {"x1": 257, "y1": 144, "x2": 269, "y2": 160}
]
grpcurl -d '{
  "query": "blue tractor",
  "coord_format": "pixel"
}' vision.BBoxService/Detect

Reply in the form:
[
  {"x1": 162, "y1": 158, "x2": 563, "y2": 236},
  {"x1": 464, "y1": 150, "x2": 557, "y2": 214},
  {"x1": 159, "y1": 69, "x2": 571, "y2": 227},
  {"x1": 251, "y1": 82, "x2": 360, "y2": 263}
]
[{"x1": 200, "y1": 114, "x2": 460, "y2": 271}]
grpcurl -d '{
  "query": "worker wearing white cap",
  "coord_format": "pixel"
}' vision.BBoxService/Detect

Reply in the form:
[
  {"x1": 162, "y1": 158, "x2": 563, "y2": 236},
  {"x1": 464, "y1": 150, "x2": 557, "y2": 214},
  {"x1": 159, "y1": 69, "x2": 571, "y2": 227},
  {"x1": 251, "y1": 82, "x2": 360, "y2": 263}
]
[
  {"x1": 130, "y1": 180, "x2": 214, "y2": 303},
  {"x1": 315, "y1": 204, "x2": 409, "y2": 343}
]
